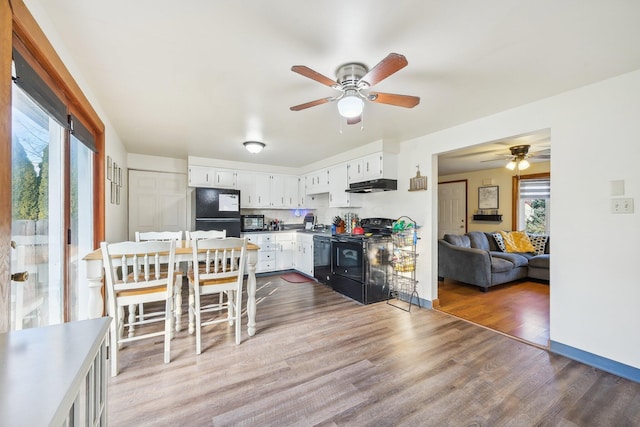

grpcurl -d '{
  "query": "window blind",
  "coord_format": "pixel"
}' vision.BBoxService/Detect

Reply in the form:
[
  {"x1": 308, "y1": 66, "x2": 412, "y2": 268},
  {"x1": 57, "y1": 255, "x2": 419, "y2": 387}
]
[
  {"x1": 12, "y1": 48, "x2": 68, "y2": 129},
  {"x1": 520, "y1": 178, "x2": 550, "y2": 199}
]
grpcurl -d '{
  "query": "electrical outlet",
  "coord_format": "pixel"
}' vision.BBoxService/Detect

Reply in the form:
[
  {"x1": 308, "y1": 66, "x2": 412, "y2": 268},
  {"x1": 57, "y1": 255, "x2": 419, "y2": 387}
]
[{"x1": 611, "y1": 198, "x2": 634, "y2": 214}]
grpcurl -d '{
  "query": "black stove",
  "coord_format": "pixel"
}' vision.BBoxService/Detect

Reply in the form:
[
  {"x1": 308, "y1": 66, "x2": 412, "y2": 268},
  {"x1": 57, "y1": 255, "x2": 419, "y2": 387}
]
[{"x1": 328, "y1": 218, "x2": 395, "y2": 304}]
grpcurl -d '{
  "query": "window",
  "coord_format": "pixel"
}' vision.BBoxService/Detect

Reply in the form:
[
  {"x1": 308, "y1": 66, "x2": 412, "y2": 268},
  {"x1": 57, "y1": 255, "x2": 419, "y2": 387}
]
[{"x1": 514, "y1": 174, "x2": 550, "y2": 234}]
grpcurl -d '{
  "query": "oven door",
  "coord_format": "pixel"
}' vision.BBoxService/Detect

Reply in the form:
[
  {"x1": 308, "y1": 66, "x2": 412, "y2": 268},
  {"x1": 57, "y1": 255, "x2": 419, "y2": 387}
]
[{"x1": 331, "y1": 238, "x2": 364, "y2": 283}]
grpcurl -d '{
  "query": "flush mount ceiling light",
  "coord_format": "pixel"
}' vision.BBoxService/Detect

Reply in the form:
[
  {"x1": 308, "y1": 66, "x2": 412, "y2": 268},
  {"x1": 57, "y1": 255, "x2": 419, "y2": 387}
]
[
  {"x1": 505, "y1": 145, "x2": 531, "y2": 171},
  {"x1": 243, "y1": 141, "x2": 265, "y2": 154}
]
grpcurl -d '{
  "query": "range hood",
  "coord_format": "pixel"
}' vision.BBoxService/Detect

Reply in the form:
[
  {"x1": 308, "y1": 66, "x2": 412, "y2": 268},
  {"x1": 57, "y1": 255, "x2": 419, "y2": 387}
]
[{"x1": 346, "y1": 178, "x2": 398, "y2": 193}]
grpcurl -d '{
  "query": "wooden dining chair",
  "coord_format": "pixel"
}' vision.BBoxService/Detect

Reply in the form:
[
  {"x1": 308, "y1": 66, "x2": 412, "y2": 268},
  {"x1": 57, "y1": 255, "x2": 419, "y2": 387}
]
[
  {"x1": 101, "y1": 240, "x2": 176, "y2": 376},
  {"x1": 188, "y1": 237, "x2": 246, "y2": 354},
  {"x1": 134, "y1": 231, "x2": 184, "y2": 333},
  {"x1": 186, "y1": 229, "x2": 227, "y2": 326}
]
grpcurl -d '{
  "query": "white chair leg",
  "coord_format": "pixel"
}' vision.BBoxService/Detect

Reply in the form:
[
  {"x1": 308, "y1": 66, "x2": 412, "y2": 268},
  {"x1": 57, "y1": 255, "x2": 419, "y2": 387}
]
[
  {"x1": 128, "y1": 304, "x2": 137, "y2": 338},
  {"x1": 195, "y1": 290, "x2": 202, "y2": 355},
  {"x1": 174, "y1": 275, "x2": 183, "y2": 332},
  {"x1": 227, "y1": 290, "x2": 234, "y2": 326},
  {"x1": 110, "y1": 317, "x2": 119, "y2": 377},
  {"x1": 164, "y1": 298, "x2": 171, "y2": 364},
  {"x1": 117, "y1": 306, "x2": 125, "y2": 349},
  {"x1": 188, "y1": 281, "x2": 195, "y2": 334},
  {"x1": 138, "y1": 302, "x2": 145, "y2": 321},
  {"x1": 235, "y1": 290, "x2": 242, "y2": 345}
]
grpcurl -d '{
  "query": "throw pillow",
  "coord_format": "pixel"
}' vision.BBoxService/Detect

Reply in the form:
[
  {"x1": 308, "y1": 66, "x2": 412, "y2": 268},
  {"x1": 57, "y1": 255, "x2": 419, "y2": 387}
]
[
  {"x1": 498, "y1": 230, "x2": 536, "y2": 253},
  {"x1": 527, "y1": 234, "x2": 549, "y2": 255},
  {"x1": 492, "y1": 233, "x2": 507, "y2": 252}
]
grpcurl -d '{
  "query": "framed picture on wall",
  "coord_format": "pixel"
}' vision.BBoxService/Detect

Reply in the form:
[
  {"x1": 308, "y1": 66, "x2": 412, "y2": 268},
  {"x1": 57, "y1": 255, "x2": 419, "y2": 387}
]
[
  {"x1": 478, "y1": 185, "x2": 499, "y2": 210},
  {"x1": 107, "y1": 156, "x2": 112, "y2": 181},
  {"x1": 111, "y1": 182, "x2": 116, "y2": 204}
]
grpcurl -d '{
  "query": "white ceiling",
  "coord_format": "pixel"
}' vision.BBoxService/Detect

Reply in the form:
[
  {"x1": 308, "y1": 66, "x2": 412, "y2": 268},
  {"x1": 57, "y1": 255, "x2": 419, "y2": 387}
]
[{"x1": 29, "y1": 0, "x2": 640, "y2": 170}]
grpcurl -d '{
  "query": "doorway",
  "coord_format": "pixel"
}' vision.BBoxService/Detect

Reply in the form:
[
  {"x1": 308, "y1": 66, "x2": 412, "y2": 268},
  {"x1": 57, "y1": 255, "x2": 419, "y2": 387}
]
[{"x1": 435, "y1": 132, "x2": 551, "y2": 348}]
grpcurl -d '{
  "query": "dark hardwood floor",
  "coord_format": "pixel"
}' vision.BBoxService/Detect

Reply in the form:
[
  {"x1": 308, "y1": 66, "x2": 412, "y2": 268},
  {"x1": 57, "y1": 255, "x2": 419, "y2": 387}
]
[
  {"x1": 108, "y1": 275, "x2": 639, "y2": 426},
  {"x1": 436, "y1": 278, "x2": 550, "y2": 348}
]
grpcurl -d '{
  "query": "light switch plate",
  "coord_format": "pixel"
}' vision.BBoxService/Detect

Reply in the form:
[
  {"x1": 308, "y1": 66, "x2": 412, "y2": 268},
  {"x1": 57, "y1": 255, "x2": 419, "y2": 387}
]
[{"x1": 611, "y1": 198, "x2": 634, "y2": 214}]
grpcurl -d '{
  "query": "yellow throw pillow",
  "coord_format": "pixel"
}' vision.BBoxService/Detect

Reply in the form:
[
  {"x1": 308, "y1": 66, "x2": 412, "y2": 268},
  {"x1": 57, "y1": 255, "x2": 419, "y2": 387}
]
[{"x1": 498, "y1": 230, "x2": 536, "y2": 253}]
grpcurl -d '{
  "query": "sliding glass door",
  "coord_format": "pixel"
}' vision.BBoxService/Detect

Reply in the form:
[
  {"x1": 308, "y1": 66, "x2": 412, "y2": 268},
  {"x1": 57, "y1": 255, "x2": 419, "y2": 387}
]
[{"x1": 11, "y1": 84, "x2": 64, "y2": 329}]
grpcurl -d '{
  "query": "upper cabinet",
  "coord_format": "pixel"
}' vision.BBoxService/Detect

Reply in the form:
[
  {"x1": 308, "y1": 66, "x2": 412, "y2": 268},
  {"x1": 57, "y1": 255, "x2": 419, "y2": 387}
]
[
  {"x1": 347, "y1": 152, "x2": 397, "y2": 184},
  {"x1": 188, "y1": 165, "x2": 214, "y2": 187},
  {"x1": 328, "y1": 163, "x2": 361, "y2": 207},
  {"x1": 305, "y1": 168, "x2": 330, "y2": 195},
  {"x1": 188, "y1": 165, "x2": 237, "y2": 188},
  {"x1": 237, "y1": 171, "x2": 299, "y2": 209}
]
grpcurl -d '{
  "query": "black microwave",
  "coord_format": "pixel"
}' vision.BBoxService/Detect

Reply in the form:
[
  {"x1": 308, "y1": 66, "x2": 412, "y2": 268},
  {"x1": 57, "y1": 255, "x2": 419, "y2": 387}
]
[{"x1": 241, "y1": 215, "x2": 265, "y2": 232}]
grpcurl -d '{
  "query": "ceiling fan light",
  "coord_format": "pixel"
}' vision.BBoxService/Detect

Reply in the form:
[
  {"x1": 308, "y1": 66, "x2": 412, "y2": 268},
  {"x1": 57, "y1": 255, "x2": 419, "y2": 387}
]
[
  {"x1": 337, "y1": 95, "x2": 364, "y2": 118},
  {"x1": 506, "y1": 160, "x2": 517, "y2": 170},
  {"x1": 519, "y1": 159, "x2": 530, "y2": 170},
  {"x1": 243, "y1": 141, "x2": 265, "y2": 154}
]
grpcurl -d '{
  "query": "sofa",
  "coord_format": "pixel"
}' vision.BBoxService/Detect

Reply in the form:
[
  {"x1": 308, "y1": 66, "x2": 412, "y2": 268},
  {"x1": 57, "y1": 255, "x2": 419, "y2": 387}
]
[{"x1": 438, "y1": 231, "x2": 550, "y2": 291}]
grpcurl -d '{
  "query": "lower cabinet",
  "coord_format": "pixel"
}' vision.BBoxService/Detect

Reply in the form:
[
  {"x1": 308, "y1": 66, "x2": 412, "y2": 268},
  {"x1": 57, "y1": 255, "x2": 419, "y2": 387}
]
[
  {"x1": 243, "y1": 232, "x2": 313, "y2": 276},
  {"x1": 276, "y1": 232, "x2": 295, "y2": 270},
  {"x1": 295, "y1": 233, "x2": 314, "y2": 277}
]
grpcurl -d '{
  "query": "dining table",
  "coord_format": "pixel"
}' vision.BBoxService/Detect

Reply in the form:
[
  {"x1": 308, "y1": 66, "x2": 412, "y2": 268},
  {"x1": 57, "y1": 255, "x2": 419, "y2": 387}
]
[{"x1": 81, "y1": 240, "x2": 260, "y2": 336}]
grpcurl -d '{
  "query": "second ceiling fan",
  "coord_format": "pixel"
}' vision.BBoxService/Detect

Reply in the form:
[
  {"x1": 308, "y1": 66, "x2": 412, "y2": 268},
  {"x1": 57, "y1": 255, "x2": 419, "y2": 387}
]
[{"x1": 290, "y1": 53, "x2": 420, "y2": 125}]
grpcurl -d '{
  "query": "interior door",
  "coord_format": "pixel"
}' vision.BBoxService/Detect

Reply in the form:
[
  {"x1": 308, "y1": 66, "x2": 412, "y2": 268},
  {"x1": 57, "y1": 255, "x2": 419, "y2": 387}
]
[
  {"x1": 438, "y1": 181, "x2": 467, "y2": 238},
  {"x1": 128, "y1": 170, "x2": 187, "y2": 240}
]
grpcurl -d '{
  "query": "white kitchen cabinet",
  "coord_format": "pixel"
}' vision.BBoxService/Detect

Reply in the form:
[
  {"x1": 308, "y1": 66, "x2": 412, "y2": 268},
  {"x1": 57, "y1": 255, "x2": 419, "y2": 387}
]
[
  {"x1": 243, "y1": 233, "x2": 276, "y2": 273},
  {"x1": 188, "y1": 165, "x2": 215, "y2": 187},
  {"x1": 214, "y1": 169, "x2": 237, "y2": 188},
  {"x1": 276, "y1": 232, "x2": 295, "y2": 270},
  {"x1": 329, "y1": 163, "x2": 362, "y2": 208},
  {"x1": 237, "y1": 171, "x2": 256, "y2": 207},
  {"x1": 270, "y1": 174, "x2": 285, "y2": 208},
  {"x1": 347, "y1": 152, "x2": 398, "y2": 183},
  {"x1": 283, "y1": 175, "x2": 300, "y2": 208},
  {"x1": 255, "y1": 172, "x2": 271, "y2": 207},
  {"x1": 305, "y1": 168, "x2": 330, "y2": 194},
  {"x1": 295, "y1": 233, "x2": 314, "y2": 277},
  {"x1": 297, "y1": 177, "x2": 307, "y2": 208}
]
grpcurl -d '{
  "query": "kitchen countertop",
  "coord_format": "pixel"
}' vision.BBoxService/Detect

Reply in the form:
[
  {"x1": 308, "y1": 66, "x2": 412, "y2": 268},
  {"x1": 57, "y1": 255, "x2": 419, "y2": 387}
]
[{"x1": 241, "y1": 228, "x2": 332, "y2": 236}]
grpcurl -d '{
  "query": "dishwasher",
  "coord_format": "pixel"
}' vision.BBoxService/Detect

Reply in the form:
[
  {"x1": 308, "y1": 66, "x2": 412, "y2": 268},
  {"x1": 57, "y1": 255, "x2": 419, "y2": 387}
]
[{"x1": 313, "y1": 235, "x2": 331, "y2": 284}]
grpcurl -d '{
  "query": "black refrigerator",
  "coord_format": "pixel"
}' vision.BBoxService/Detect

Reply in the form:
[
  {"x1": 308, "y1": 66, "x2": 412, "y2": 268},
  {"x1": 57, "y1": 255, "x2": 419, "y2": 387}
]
[{"x1": 191, "y1": 187, "x2": 241, "y2": 237}]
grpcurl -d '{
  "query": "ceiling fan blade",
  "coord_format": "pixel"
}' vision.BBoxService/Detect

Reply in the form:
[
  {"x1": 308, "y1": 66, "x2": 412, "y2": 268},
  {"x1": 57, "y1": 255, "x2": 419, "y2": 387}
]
[
  {"x1": 369, "y1": 92, "x2": 420, "y2": 108},
  {"x1": 359, "y1": 53, "x2": 408, "y2": 87},
  {"x1": 290, "y1": 97, "x2": 334, "y2": 111},
  {"x1": 347, "y1": 115, "x2": 361, "y2": 125},
  {"x1": 291, "y1": 65, "x2": 338, "y2": 88}
]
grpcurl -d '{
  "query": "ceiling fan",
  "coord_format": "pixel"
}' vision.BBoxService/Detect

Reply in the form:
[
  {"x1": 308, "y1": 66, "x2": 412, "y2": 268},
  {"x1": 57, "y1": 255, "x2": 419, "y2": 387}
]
[
  {"x1": 491, "y1": 144, "x2": 551, "y2": 171},
  {"x1": 289, "y1": 53, "x2": 420, "y2": 125}
]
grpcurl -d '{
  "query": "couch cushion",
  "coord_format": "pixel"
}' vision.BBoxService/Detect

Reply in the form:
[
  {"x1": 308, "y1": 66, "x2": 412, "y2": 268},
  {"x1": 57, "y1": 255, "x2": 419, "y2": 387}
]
[
  {"x1": 491, "y1": 232, "x2": 507, "y2": 251},
  {"x1": 528, "y1": 254, "x2": 550, "y2": 269},
  {"x1": 491, "y1": 252, "x2": 530, "y2": 268},
  {"x1": 527, "y1": 234, "x2": 549, "y2": 255},
  {"x1": 443, "y1": 234, "x2": 471, "y2": 248},
  {"x1": 499, "y1": 231, "x2": 535, "y2": 253},
  {"x1": 467, "y1": 231, "x2": 490, "y2": 250},
  {"x1": 491, "y1": 257, "x2": 515, "y2": 273}
]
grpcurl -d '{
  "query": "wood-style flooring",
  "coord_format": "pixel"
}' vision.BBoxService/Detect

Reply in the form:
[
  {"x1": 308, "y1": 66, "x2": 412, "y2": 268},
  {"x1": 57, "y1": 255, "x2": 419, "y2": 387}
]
[
  {"x1": 436, "y1": 278, "x2": 550, "y2": 348},
  {"x1": 108, "y1": 275, "x2": 640, "y2": 426}
]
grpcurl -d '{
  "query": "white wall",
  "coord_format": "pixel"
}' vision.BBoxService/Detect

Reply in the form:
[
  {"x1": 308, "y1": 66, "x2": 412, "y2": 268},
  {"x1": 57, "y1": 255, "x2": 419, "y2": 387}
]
[{"x1": 401, "y1": 69, "x2": 640, "y2": 369}]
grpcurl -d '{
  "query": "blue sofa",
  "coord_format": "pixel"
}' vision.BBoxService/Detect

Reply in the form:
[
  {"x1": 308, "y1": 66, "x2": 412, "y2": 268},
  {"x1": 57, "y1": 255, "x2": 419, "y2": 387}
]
[{"x1": 438, "y1": 231, "x2": 550, "y2": 291}]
